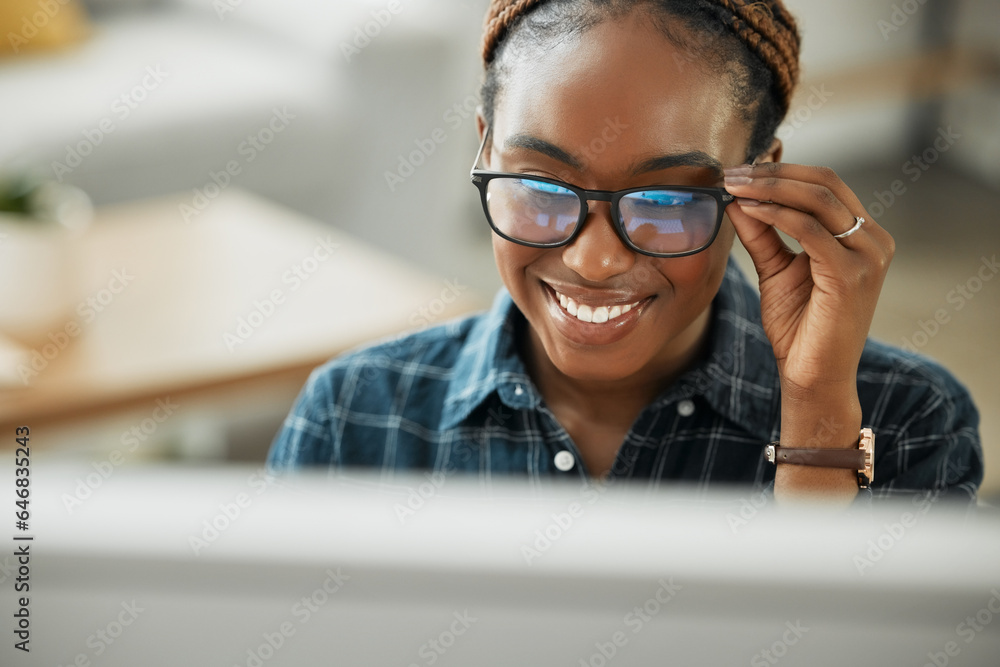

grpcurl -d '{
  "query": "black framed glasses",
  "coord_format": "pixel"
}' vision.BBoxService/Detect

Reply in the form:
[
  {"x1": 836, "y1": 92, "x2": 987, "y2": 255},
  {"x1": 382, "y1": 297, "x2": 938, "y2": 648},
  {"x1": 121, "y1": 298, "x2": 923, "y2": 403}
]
[{"x1": 470, "y1": 129, "x2": 734, "y2": 258}]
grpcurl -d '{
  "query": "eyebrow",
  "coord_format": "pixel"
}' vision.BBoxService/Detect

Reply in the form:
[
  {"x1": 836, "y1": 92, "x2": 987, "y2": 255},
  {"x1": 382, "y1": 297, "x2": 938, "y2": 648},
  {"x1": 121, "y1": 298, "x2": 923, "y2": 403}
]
[
  {"x1": 501, "y1": 133, "x2": 723, "y2": 180},
  {"x1": 503, "y1": 134, "x2": 584, "y2": 170},
  {"x1": 631, "y1": 152, "x2": 724, "y2": 180}
]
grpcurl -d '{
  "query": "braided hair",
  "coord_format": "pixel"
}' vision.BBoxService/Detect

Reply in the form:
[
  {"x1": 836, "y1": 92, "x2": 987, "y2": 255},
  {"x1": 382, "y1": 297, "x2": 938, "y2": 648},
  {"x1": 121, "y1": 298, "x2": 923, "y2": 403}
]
[{"x1": 480, "y1": 0, "x2": 802, "y2": 163}]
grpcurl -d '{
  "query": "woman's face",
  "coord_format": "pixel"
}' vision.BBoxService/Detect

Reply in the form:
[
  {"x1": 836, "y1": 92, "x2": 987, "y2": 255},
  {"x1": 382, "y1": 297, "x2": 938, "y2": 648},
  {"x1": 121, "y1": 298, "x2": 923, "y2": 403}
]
[{"x1": 482, "y1": 10, "x2": 753, "y2": 384}]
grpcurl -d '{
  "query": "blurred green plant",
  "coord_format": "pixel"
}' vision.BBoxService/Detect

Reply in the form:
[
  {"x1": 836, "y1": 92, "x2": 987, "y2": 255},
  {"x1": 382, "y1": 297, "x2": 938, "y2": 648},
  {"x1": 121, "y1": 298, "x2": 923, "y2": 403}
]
[
  {"x1": 0, "y1": 173, "x2": 92, "y2": 228},
  {"x1": 0, "y1": 174, "x2": 39, "y2": 217}
]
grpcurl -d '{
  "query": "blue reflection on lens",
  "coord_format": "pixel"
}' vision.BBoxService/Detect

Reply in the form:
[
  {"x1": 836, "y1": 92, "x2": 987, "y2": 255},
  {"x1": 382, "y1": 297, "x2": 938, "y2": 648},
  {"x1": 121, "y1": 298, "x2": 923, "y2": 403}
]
[
  {"x1": 519, "y1": 179, "x2": 573, "y2": 195},
  {"x1": 631, "y1": 190, "x2": 693, "y2": 206}
]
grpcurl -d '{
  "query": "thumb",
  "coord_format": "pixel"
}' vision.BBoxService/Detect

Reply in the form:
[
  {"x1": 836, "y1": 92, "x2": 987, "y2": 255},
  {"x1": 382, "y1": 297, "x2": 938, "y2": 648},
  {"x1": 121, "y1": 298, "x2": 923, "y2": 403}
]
[{"x1": 727, "y1": 200, "x2": 794, "y2": 282}]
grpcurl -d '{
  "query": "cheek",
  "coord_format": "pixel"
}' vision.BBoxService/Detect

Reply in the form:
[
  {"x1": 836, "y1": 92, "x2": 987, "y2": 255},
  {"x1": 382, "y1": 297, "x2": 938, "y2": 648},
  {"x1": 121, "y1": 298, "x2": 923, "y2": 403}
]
[{"x1": 492, "y1": 236, "x2": 544, "y2": 293}]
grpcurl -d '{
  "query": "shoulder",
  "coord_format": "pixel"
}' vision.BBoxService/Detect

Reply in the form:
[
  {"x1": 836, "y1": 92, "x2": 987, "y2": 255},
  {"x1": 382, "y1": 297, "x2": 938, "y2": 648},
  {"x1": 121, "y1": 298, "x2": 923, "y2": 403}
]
[
  {"x1": 856, "y1": 339, "x2": 983, "y2": 498},
  {"x1": 304, "y1": 309, "x2": 487, "y2": 410},
  {"x1": 857, "y1": 338, "x2": 976, "y2": 421},
  {"x1": 267, "y1": 294, "x2": 511, "y2": 470}
]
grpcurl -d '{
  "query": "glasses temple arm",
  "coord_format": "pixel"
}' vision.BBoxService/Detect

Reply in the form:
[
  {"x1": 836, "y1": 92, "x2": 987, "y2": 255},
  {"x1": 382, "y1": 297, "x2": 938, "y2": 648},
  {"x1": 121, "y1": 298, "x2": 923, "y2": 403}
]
[{"x1": 471, "y1": 127, "x2": 491, "y2": 176}]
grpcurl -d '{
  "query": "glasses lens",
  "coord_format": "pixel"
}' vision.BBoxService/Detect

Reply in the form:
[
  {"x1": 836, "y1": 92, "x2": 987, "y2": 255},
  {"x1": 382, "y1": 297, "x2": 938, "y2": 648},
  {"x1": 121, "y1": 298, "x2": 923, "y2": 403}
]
[
  {"x1": 618, "y1": 190, "x2": 719, "y2": 255},
  {"x1": 485, "y1": 177, "x2": 581, "y2": 245}
]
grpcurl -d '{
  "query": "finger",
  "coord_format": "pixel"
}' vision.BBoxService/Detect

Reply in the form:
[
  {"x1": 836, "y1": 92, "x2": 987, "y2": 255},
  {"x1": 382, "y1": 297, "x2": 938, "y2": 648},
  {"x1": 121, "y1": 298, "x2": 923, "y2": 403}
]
[
  {"x1": 734, "y1": 199, "x2": 861, "y2": 263},
  {"x1": 726, "y1": 200, "x2": 796, "y2": 281},
  {"x1": 725, "y1": 162, "x2": 894, "y2": 247},
  {"x1": 724, "y1": 172, "x2": 859, "y2": 238},
  {"x1": 732, "y1": 163, "x2": 866, "y2": 213}
]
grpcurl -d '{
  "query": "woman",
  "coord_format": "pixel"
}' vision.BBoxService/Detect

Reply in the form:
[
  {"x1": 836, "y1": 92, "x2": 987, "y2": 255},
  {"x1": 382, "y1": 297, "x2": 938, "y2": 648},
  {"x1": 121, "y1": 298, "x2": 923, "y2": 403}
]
[{"x1": 269, "y1": 0, "x2": 982, "y2": 503}]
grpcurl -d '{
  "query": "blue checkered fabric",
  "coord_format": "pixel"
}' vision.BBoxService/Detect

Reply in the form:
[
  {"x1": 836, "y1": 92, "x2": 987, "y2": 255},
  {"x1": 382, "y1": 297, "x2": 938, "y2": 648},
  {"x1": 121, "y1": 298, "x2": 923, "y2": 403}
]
[{"x1": 268, "y1": 258, "x2": 983, "y2": 504}]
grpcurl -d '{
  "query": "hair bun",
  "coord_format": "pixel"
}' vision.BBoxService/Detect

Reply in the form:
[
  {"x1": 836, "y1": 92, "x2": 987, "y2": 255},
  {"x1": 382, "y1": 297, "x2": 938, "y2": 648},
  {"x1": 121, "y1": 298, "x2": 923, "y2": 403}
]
[
  {"x1": 481, "y1": 0, "x2": 801, "y2": 118},
  {"x1": 482, "y1": 0, "x2": 545, "y2": 65}
]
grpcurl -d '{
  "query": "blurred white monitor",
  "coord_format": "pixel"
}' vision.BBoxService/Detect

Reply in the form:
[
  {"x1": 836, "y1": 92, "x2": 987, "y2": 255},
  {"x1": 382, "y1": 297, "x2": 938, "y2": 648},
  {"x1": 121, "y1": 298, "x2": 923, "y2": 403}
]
[{"x1": 6, "y1": 461, "x2": 1000, "y2": 666}]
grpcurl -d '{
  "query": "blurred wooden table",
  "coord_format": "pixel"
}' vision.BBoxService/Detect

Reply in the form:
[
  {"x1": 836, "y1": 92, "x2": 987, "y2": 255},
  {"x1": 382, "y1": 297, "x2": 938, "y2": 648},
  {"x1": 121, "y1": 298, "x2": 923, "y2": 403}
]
[{"x1": 0, "y1": 189, "x2": 486, "y2": 438}]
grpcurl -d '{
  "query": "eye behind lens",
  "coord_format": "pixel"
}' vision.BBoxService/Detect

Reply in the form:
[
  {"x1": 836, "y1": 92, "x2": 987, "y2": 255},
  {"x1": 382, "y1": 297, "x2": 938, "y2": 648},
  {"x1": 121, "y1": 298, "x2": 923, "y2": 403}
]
[{"x1": 619, "y1": 191, "x2": 718, "y2": 255}]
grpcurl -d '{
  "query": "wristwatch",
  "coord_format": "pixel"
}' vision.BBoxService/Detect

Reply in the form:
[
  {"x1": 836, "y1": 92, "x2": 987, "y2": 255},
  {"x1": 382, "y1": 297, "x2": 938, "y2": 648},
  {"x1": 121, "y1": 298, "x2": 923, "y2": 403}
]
[{"x1": 765, "y1": 428, "x2": 874, "y2": 488}]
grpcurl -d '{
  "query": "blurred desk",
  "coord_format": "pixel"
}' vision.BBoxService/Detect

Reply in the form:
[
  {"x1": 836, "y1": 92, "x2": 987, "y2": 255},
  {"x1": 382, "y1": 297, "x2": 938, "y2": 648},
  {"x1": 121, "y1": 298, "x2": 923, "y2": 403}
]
[{"x1": 0, "y1": 189, "x2": 486, "y2": 439}]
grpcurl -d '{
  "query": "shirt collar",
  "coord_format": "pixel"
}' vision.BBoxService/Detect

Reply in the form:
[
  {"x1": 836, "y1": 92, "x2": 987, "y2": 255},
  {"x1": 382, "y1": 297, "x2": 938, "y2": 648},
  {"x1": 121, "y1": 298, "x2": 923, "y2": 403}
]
[
  {"x1": 441, "y1": 288, "x2": 538, "y2": 429},
  {"x1": 441, "y1": 258, "x2": 779, "y2": 439},
  {"x1": 660, "y1": 259, "x2": 780, "y2": 442}
]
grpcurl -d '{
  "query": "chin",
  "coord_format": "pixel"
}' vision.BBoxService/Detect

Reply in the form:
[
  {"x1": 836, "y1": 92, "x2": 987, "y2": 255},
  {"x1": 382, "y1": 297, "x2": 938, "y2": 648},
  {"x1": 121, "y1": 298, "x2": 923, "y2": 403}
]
[{"x1": 544, "y1": 341, "x2": 652, "y2": 382}]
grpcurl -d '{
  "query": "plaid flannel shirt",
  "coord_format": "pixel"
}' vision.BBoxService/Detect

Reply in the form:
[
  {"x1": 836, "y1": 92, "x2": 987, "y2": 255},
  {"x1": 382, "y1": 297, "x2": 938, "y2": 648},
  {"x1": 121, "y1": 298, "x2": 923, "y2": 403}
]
[{"x1": 268, "y1": 259, "x2": 983, "y2": 504}]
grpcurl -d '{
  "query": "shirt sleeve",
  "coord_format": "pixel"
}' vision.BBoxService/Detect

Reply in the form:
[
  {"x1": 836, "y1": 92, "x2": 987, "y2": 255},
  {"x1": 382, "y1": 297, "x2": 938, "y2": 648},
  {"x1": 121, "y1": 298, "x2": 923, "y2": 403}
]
[
  {"x1": 866, "y1": 357, "x2": 984, "y2": 505},
  {"x1": 266, "y1": 365, "x2": 337, "y2": 471}
]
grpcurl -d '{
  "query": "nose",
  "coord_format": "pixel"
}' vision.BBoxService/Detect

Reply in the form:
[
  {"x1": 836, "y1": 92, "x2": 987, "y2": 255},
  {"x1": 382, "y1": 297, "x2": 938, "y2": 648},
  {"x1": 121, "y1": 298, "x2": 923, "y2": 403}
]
[{"x1": 560, "y1": 201, "x2": 635, "y2": 282}]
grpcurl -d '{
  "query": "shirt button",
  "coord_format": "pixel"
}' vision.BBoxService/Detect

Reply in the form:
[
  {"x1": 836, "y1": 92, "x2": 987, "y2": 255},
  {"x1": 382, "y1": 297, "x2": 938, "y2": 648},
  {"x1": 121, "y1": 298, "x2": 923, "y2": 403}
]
[
  {"x1": 514, "y1": 384, "x2": 524, "y2": 396},
  {"x1": 554, "y1": 450, "x2": 575, "y2": 471},
  {"x1": 677, "y1": 399, "x2": 695, "y2": 417}
]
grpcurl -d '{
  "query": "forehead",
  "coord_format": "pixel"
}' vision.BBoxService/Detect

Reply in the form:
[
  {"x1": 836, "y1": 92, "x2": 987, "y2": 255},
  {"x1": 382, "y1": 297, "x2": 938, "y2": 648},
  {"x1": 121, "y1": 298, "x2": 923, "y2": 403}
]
[{"x1": 492, "y1": 10, "x2": 747, "y2": 175}]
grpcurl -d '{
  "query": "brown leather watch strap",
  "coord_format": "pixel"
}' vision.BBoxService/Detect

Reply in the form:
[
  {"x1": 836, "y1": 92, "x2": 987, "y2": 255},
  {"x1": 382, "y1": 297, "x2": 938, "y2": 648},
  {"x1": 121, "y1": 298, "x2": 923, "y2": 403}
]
[
  {"x1": 764, "y1": 428, "x2": 875, "y2": 488},
  {"x1": 767, "y1": 447, "x2": 865, "y2": 469}
]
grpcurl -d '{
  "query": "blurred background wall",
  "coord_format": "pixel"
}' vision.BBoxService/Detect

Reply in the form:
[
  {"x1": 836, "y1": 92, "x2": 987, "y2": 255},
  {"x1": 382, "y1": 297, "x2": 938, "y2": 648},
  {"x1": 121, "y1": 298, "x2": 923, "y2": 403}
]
[{"x1": 1, "y1": 0, "x2": 998, "y2": 498}]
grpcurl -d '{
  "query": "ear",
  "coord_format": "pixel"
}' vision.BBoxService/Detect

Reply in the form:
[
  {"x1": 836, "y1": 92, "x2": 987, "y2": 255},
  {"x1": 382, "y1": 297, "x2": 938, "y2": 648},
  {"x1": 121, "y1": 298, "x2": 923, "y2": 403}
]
[
  {"x1": 476, "y1": 107, "x2": 487, "y2": 141},
  {"x1": 475, "y1": 108, "x2": 491, "y2": 168},
  {"x1": 755, "y1": 136, "x2": 783, "y2": 164}
]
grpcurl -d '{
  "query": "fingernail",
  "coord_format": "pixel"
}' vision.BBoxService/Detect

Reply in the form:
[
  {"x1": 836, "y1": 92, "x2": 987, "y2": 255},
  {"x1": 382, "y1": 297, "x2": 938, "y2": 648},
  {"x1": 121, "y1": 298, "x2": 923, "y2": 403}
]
[
  {"x1": 736, "y1": 197, "x2": 759, "y2": 207},
  {"x1": 725, "y1": 175, "x2": 752, "y2": 186},
  {"x1": 723, "y1": 165, "x2": 752, "y2": 177}
]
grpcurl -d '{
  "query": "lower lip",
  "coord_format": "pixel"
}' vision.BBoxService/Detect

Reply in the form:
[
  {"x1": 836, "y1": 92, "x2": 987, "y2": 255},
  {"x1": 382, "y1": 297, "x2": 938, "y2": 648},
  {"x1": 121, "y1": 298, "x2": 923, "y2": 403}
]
[{"x1": 541, "y1": 283, "x2": 653, "y2": 347}]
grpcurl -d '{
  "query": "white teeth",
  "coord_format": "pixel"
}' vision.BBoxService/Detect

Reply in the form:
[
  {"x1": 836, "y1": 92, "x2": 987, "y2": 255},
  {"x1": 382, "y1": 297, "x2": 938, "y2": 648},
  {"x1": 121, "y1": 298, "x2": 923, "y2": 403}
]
[{"x1": 553, "y1": 290, "x2": 640, "y2": 324}]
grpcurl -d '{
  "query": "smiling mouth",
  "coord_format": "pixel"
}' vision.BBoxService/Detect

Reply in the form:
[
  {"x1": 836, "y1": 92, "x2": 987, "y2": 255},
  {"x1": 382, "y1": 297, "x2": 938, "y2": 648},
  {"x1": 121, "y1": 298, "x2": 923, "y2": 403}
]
[{"x1": 552, "y1": 289, "x2": 647, "y2": 324}]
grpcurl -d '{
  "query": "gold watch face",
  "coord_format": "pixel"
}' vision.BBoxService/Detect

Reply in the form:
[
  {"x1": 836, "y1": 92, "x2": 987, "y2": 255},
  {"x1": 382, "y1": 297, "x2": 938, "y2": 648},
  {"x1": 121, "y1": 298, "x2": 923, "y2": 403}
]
[{"x1": 859, "y1": 428, "x2": 875, "y2": 488}]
